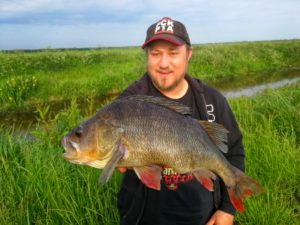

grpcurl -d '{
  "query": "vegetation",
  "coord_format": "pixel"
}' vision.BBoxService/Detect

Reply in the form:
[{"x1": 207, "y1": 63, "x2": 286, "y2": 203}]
[
  {"x1": 0, "y1": 97, "x2": 121, "y2": 225},
  {"x1": 1, "y1": 40, "x2": 299, "y2": 109},
  {"x1": 230, "y1": 82, "x2": 300, "y2": 224},
  {"x1": 0, "y1": 81, "x2": 299, "y2": 224},
  {"x1": 189, "y1": 40, "x2": 300, "y2": 81},
  {"x1": 0, "y1": 40, "x2": 299, "y2": 224}
]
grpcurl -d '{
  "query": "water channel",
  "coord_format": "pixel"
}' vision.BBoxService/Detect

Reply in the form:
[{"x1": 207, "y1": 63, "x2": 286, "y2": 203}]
[{"x1": 1, "y1": 69, "x2": 299, "y2": 130}]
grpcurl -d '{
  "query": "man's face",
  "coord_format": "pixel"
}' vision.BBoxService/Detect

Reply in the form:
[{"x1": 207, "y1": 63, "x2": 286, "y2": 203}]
[{"x1": 146, "y1": 40, "x2": 192, "y2": 93}]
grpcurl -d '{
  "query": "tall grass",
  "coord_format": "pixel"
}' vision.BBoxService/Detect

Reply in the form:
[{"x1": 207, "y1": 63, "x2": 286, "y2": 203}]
[
  {"x1": 0, "y1": 130, "x2": 121, "y2": 224},
  {"x1": 230, "y1": 82, "x2": 300, "y2": 224},
  {"x1": 189, "y1": 40, "x2": 300, "y2": 81},
  {"x1": 0, "y1": 47, "x2": 145, "y2": 108},
  {"x1": 1, "y1": 40, "x2": 299, "y2": 109},
  {"x1": 0, "y1": 82, "x2": 299, "y2": 224},
  {"x1": 0, "y1": 98, "x2": 121, "y2": 224}
]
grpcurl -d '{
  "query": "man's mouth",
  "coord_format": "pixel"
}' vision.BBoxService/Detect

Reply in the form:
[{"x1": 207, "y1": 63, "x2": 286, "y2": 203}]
[{"x1": 157, "y1": 71, "x2": 172, "y2": 75}]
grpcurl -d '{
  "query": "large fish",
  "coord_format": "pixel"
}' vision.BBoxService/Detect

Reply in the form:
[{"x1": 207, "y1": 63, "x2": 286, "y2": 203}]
[{"x1": 61, "y1": 95, "x2": 263, "y2": 212}]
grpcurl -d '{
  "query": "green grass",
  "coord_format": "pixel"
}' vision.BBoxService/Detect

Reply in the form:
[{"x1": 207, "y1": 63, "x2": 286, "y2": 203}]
[
  {"x1": 1, "y1": 39, "x2": 300, "y2": 224},
  {"x1": 1, "y1": 40, "x2": 300, "y2": 109},
  {"x1": 0, "y1": 131, "x2": 121, "y2": 224},
  {"x1": 0, "y1": 81, "x2": 299, "y2": 224},
  {"x1": 0, "y1": 47, "x2": 145, "y2": 109},
  {"x1": 189, "y1": 40, "x2": 300, "y2": 81},
  {"x1": 230, "y1": 82, "x2": 300, "y2": 224}
]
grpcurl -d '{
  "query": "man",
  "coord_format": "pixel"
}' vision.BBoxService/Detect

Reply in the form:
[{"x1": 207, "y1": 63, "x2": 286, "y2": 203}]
[{"x1": 117, "y1": 17, "x2": 245, "y2": 225}]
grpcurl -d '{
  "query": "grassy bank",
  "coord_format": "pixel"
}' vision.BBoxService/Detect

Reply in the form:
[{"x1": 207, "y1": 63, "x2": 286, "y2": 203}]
[
  {"x1": 1, "y1": 40, "x2": 300, "y2": 109},
  {"x1": 189, "y1": 40, "x2": 300, "y2": 81},
  {"x1": 230, "y1": 82, "x2": 300, "y2": 224},
  {"x1": 0, "y1": 81, "x2": 299, "y2": 224}
]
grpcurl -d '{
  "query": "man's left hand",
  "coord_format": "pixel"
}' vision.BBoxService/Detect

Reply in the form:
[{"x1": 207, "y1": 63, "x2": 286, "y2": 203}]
[{"x1": 205, "y1": 210, "x2": 234, "y2": 225}]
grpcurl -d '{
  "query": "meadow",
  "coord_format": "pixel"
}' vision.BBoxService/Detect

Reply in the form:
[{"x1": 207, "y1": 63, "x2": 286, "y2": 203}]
[
  {"x1": 0, "y1": 40, "x2": 300, "y2": 224},
  {"x1": 0, "y1": 81, "x2": 299, "y2": 224},
  {"x1": 1, "y1": 39, "x2": 300, "y2": 109}
]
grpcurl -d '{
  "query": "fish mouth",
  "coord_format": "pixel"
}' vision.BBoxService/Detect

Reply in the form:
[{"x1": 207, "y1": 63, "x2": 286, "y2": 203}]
[
  {"x1": 61, "y1": 136, "x2": 113, "y2": 168},
  {"x1": 61, "y1": 136, "x2": 82, "y2": 161},
  {"x1": 61, "y1": 136, "x2": 80, "y2": 153}
]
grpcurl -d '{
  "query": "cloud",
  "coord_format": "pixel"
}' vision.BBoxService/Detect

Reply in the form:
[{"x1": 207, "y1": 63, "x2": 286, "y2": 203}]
[
  {"x1": 0, "y1": 0, "x2": 144, "y2": 16},
  {"x1": 1, "y1": 0, "x2": 300, "y2": 26},
  {"x1": 0, "y1": 0, "x2": 299, "y2": 49},
  {"x1": 0, "y1": 0, "x2": 146, "y2": 24}
]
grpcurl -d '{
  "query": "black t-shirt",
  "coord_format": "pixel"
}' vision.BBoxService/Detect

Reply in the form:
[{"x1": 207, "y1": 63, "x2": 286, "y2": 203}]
[{"x1": 139, "y1": 80, "x2": 215, "y2": 225}]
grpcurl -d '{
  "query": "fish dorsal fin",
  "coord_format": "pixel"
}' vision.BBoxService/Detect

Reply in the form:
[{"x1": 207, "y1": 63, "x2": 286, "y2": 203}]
[
  {"x1": 199, "y1": 121, "x2": 229, "y2": 153},
  {"x1": 121, "y1": 95, "x2": 192, "y2": 115}
]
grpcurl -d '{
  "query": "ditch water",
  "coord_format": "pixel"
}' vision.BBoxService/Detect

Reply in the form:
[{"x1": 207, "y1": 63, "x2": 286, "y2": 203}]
[
  {"x1": 1, "y1": 69, "x2": 299, "y2": 130},
  {"x1": 223, "y1": 76, "x2": 300, "y2": 98}
]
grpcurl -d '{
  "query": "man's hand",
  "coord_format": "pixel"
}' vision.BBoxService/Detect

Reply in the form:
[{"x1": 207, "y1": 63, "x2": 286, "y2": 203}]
[
  {"x1": 205, "y1": 210, "x2": 234, "y2": 225},
  {"x1": 116, "y1": 167, "x2": 127, "y2": 173}
]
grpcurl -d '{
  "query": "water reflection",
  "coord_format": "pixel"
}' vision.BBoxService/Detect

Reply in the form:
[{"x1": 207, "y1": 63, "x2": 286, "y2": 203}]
[{"x1": 223, "y1": 77, "x2": 300, "y2": 98}]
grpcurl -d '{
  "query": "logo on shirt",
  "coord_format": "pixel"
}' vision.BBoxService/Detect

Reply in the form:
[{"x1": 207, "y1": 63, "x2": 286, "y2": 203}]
[
  {"x1": 206, "y1": 104, "x2": 215, "y2": 122},
  {"x1": 162, "y1": 166, "x2": 193, "y2": 191},
  {"x1": 155, "y1": 17, "x2": 174, "y2": 34}
]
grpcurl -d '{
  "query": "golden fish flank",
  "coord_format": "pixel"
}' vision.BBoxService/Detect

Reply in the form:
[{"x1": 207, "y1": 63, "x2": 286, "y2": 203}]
[{"x1": 61, "y1": 95, "x2": 263, "y2": 212}]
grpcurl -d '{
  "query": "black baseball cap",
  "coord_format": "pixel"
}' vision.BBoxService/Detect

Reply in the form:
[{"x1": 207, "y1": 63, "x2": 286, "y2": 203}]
[{"x1": 142, "y1": 17, "x2": 191, "y2": 48}]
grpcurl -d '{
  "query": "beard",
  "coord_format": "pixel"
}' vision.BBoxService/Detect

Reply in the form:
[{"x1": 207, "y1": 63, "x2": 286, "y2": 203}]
[{"x1": 151, "y1": 75, "x2": 181, "y2": 92}]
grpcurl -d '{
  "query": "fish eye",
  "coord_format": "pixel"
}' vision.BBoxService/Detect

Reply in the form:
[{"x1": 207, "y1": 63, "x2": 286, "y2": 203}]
[{"x1": 74, "y1": 126, "x2": 83, "y2": 138}]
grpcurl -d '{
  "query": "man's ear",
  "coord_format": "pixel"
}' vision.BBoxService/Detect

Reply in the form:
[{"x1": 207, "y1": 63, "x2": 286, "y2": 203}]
[{"x1": 187, "y1": 46, "x2": 193, "y2": 61}]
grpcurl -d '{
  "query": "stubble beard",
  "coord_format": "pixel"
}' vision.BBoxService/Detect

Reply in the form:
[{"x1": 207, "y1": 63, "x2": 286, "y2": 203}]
[{"x1": 152, "y1": 76, "x2": 181, "y2": 92}]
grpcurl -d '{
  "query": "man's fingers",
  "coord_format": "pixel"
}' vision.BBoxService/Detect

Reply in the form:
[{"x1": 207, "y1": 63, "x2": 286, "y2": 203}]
[{"x1": 116, "y1": 167, "x2": 127, "y2": 173}]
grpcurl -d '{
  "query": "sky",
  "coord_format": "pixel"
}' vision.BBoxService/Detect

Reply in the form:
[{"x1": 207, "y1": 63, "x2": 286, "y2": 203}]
[{"x1": 0, "y1": 0, "x2": 300, "y2": 50}]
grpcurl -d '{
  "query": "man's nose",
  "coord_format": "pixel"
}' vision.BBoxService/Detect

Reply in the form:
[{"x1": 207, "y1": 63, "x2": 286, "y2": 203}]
[{"x1": 159, "y1": 54, "x2": 169, "y2": 68}]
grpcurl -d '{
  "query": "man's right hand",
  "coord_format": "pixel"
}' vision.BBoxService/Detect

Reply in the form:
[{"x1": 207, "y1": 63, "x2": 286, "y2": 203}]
[{"x1": 116, "y1": 167, "x2": 127, "y2": 173}]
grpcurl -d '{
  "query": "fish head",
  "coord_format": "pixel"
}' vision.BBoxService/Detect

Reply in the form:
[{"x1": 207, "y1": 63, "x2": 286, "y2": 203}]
[{"x1": 61, "y1": 111, "x2": 122, "y2": 168}]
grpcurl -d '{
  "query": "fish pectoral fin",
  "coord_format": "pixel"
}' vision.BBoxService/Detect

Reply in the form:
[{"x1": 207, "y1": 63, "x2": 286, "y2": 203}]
[
  {"x1": 133, "y1": 165, "x2": 162, "y2": 191},
  {"x1": 98, "y1": 141, "x2": 126, "y2": 185},
  {"x1": 193, "y1": 169, "x2": 217, "y2": 192},
  {"x1": 199, "y1": 121, "x2": 229, "y2": 154}
]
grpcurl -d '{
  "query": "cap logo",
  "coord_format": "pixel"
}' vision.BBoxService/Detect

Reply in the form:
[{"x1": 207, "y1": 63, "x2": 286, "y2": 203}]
[{"x1": 154, "y1": 18, "x2": 174, "y2": 34}]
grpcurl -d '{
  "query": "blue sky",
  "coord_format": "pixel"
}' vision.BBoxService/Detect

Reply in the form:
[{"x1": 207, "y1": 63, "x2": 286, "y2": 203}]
[{"x1": 0, "y1": 0, "x2": 299, "y2": 50}]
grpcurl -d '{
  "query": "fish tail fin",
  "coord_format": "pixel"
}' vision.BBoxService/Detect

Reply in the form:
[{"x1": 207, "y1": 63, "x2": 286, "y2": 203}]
[{"x1": 227, "y1": 170, "x2": 263, "y2": 212}]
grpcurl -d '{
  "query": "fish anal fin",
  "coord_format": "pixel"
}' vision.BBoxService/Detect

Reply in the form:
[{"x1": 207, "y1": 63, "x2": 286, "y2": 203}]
[
  {"x1": 193, "y1": 169, "x2": 217, "y2": 192},
  {"x1": 134, "y1": 165, "x2": 162, "y2": 190},
  {"x1": 98, "y1": 140, "x2": 126, "y2": 185},
  {"x1": 199, "y1": 121, "x2": 229, "y2": 153}
]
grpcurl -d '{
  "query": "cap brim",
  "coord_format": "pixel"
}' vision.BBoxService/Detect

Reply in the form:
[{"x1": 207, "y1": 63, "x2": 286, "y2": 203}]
[{"x1": 142, "y1": 34, "x2": 185, "y2": 49}]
